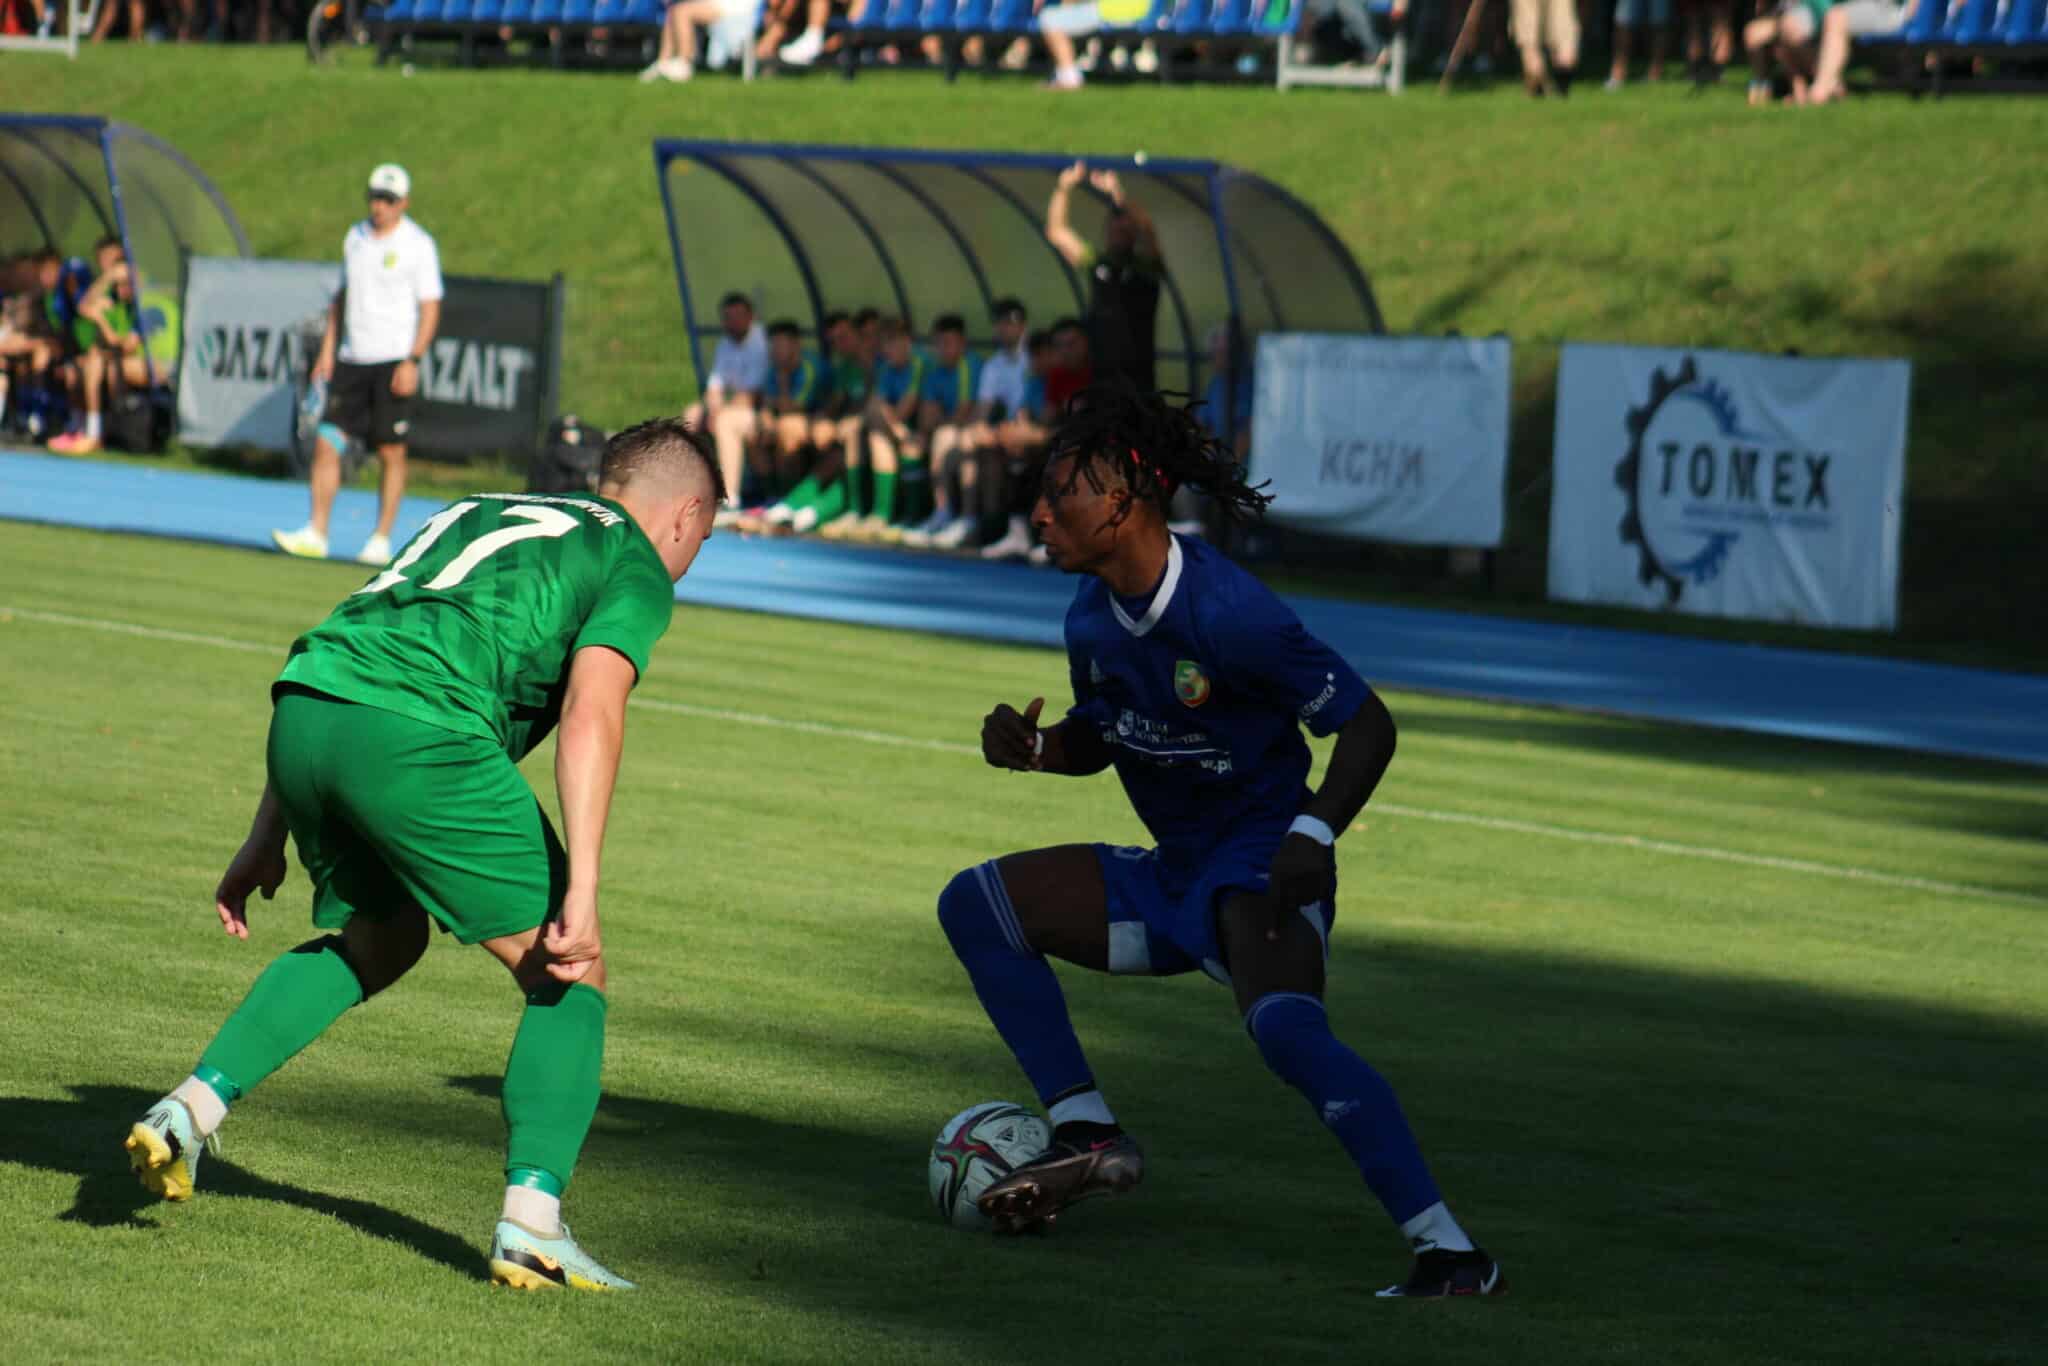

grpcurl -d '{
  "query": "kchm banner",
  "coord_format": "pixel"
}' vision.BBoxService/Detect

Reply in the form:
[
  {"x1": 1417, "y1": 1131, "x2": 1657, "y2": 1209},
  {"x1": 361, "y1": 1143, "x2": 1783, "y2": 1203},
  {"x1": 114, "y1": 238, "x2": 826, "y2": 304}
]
[
  {"x1": 1250, "y1": 333, "x2": 1509, "y2": 548},
  {"x1": 1548, "y1": 344, "x2": 1909, "y2": 632},
  {"x1": 177, "y1": 256, "x2": 562, "y2": 457}
]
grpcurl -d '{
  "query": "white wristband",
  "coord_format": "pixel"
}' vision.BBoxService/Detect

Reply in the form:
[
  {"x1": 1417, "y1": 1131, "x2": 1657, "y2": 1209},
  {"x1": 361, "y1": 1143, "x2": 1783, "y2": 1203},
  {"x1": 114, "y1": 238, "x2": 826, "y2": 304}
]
[
  {"x1": 1030, "y1": 731, "x2": 1045, "y2": 766},
  {"x1": 1289, "y1": 814, "x2": 1336, "y2": 846}
]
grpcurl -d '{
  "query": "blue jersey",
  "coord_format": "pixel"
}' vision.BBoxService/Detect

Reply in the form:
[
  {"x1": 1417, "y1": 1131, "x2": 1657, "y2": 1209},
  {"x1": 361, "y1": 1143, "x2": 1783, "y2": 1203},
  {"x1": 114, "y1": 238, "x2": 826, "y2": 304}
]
[
  {"x1": 921, "y1": 353, "x2": 981, "y2": 413},
  {"x1": 1064, "y1": 535, "x2": 1370, "y2": 874},
  {"x1": 876, "y1": 350, "x2": 929, "y2": 406}
]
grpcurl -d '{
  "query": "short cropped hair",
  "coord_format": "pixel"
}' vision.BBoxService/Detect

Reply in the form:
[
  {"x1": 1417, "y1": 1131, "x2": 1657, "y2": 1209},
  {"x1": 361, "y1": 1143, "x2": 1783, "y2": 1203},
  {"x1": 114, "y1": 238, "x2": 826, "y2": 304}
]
[
  {"x1": 933, "y1": 313, "x2": 966, "y2": 336},
  {"x1": 1026, "y1": 328, "x2": 1053, "y2": 354},
  {"x1": 991, "y1": 297, "x2": 1026, "y2": 323},
  {"x1": 878, "y1": 316, "x2": 911, "y2": 342},
  {"x1": 718, "y1": 291, "x2": 752, "y2": 314},
  {"x1": 821, "y1": 309, "x2": 850, "y2": 331},
  {"x1": 600, "y1": 417, "x2": 727, "y2": 505},
  {"x1": 767, "y1": 319, "x2": 803, "y2": 340},
  {"x1": 1050, "y1": 317, "x2": 1085, "y2": 340},
  {"x1": 853, "y1": 307, "x2": 881, "y2": 329}
]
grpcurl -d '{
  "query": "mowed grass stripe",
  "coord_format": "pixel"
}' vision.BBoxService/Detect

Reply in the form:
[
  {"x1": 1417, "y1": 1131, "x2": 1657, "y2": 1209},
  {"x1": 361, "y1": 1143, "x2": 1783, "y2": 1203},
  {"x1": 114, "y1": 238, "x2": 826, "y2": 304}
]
[{"x1": 6, "y1": 600, "x2": 2039, "y2": 910}]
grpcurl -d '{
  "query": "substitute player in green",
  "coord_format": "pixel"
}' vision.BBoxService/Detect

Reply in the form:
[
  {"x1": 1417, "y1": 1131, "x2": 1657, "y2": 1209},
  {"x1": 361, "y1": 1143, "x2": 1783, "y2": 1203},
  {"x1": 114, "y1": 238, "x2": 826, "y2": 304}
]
[{"x1": 123, "y1": 417, "x2": 724, "y2": 1293}]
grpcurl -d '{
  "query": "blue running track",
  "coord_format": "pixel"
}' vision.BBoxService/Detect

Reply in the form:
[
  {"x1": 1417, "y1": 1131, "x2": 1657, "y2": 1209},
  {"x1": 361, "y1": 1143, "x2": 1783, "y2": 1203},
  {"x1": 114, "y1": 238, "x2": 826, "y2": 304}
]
[{"x1": 3, "y1": 450, "x2": 2043, "y2": 767}]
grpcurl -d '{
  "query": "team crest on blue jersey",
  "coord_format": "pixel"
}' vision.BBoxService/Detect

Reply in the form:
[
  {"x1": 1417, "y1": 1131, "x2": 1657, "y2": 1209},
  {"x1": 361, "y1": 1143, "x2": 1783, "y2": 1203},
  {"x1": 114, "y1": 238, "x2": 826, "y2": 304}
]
[{"x1": 1173, "y1": 660, "x2": 1211, "y2": 708}]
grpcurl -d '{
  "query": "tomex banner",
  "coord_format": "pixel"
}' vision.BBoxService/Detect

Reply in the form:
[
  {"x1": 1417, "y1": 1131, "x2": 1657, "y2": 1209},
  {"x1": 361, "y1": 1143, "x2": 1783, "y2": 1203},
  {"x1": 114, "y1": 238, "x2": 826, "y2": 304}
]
[
  {"x1": 177, "y1": 256, "x2": 561, "y2": 456},
  {"x1": 1250, "y1": 333, "x2": 1510, "y2": 547},
  {"x1": 1548, "y1": 344, "x2": 1909, "y2": 631}
]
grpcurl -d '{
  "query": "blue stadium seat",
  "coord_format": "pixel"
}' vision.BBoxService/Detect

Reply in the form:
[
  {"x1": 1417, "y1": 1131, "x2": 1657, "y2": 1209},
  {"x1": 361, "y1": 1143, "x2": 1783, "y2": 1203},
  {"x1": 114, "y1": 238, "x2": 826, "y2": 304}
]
[
  {"x1": 881, "y1": 0, "x2": 920, "y2": 26},
  {"x1": 1250, "y1": 0, "x2": 1294, "y2": 34},
  {"x1": 440, "y1": 0, "x2": 474, "y2": 20},
  {"x1": 2000, "y1": 0, "x2": 2045, "y2": 40},
  {"x1": 409, "y1": 0, "x2": 443, "y2": 19},
  {"x1": 530, "y1": 0, "x2": 566, "y2": 21},
  {"x1": 382, "y1": 0, "x2": 416, "y2": 18},
  {"x1": 1171, "y1": 0, "x2": 1215, "y2": 33},
  {"x1": 1949, "y1": 0, "x2": 2000, "y2": 42},
  {"x1": 846, "y1": 0, "x2": 890, "y2": 28},
  {"x1": 499, "y1": 0, "x2": 534, "y2": 20},
  {"x1": 920, "y1": 0, "x2": 959, "y2": 27},
  {"x1": 592, "y1": 0, "x2": 660, "y2": 21},
  {"x1": 471, "y1": 0, "x2": 505, "y2": 19},
  {"x1": 1896, "y1": 0, "x2": 1953, "y2": 42},
  {"x1": 1208, "y1": 0, "x2": 1252, "y2": 31},
  {"x1": 953, "y1": 0, "x2": 990, "y2": 25},
  {"x1": 562, "y1": 0, "x2": 597, "y2": 21},
  {"x1": 985, "y1": 0, "x2": 1033, "y2": 29}
]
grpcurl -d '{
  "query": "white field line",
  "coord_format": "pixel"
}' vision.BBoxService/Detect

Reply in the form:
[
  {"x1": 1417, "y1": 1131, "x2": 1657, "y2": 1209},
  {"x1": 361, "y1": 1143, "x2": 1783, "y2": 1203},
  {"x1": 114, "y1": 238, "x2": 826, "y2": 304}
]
[{"x1": 7, "y1": 603, "x2": 2041, "y2": 909}]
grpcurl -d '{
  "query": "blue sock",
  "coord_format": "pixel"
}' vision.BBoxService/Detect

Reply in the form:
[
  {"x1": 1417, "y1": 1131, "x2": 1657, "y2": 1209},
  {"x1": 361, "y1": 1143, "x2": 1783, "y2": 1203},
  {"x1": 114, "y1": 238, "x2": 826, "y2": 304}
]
[
  {"x1": 938, "y1": 863, "x2": 1097, "y2": 1108},
  {"x1": 1245, "y1": 991, "x2": 1443, "y2": 1224}
]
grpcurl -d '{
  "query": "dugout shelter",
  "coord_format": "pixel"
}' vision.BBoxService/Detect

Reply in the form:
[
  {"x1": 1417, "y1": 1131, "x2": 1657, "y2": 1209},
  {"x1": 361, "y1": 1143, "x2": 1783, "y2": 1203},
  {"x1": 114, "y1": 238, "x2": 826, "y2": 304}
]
[
  {"x1": 0, "y1": 114, "x2": 250, "y2": 384},
  {"x1": 652, "y1": 140, "x2": 1384, "y2": 412}
]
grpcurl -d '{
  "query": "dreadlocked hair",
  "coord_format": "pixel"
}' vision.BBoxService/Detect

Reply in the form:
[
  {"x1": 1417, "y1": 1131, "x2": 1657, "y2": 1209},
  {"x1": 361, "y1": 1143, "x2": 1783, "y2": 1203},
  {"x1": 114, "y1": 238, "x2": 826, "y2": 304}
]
[{"x1": 1044, "y1": 377, "x2": 1272, "y2": 528}]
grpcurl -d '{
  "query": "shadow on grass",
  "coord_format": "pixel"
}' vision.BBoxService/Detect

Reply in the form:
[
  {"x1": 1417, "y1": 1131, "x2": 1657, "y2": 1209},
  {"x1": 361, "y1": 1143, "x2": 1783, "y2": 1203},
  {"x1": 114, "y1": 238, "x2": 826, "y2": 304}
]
[{"x1": 0, "y1": 1084, "x2": 483, "y2": 1279}]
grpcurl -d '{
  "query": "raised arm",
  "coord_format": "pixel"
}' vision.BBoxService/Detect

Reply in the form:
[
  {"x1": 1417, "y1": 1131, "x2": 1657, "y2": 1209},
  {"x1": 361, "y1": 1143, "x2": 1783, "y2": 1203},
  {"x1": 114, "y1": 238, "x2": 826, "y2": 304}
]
[
  {"x1": 1045, "y1": 161, "x2": 1090, "y2": 269},
  {"x1": 544, "y1": 645, "x2": 637, "y2": 981},
  {"x1": 1091, "y1": 169, "x2": 1163, "y2": 264}
]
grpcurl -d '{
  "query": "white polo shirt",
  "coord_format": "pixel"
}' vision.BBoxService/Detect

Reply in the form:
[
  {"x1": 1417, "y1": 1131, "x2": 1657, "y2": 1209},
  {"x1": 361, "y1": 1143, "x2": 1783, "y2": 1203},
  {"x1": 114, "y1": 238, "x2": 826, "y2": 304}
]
[
  {"x1": 977, "y1": 342, "x2": 1029, "y2": 414},
  {"x1": 337, "y1": 216, "x2": 444, "y2": 366},
  {"x1": 707, "y1": 323, "x2": 769, "y2": 398}
]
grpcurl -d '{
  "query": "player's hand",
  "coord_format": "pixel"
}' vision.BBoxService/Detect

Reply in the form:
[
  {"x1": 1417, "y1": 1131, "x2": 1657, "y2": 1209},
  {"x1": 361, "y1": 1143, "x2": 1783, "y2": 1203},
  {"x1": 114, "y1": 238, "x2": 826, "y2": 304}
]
[
  {"x1": 1088, "y1": 169, "x2": 1125, "y2": 206},
  {"x1": 311, "y1": 353, "x2": 335, "y2": 384},
  {"x1": 214, "y1": 839, "x2": 287, "y2": 940},
  {"x1": 544, "y1": 887, "x2": 603, "y2": 982},
  {"x1": 982, "y1": 697, "x2": 1046, "y2": 772},
  {"x1": 391, "y1": 359, "x2": 420, "y2": 398},
  {"x1": 1057, "y1": 161, "x2": 1087, "y2": 191},
  {"x1": 1264, "y1": 834, "x2": 1336, "y2": 940}
]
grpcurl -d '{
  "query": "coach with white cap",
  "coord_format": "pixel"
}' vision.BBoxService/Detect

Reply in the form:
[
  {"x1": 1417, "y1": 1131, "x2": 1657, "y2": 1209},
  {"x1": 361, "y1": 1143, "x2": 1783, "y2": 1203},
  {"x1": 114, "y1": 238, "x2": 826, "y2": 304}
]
[{"x1": 274, "y1": 162, "x2": 444, "y2": 566}]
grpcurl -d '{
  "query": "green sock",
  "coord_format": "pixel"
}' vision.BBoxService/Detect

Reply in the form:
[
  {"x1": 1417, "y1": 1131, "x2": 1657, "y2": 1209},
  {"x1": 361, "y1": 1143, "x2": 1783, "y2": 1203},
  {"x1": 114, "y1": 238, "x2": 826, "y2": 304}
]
[
  {"x1": 781, "y1": 474, "x2": 822, "y2": 514},
  {"x1": 197, "y1": 936, "x2": 364, "y2": 1097},
  {"x1": 872, "y1": 469, "x2": 899, "y2": 524},
  {"x1": 810, "y1": 477, "x2": 849, "y2": 523},
  {"x1": 501, "y1": 982, "x2": 607, "y2": 1193}
]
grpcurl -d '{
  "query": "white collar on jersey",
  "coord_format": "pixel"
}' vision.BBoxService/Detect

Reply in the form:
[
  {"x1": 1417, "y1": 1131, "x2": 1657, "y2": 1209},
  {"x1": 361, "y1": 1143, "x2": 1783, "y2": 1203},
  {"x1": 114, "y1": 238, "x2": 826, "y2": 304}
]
[{"x1": 1109, "y1": 535, "x2": 1184, "y2": 638}]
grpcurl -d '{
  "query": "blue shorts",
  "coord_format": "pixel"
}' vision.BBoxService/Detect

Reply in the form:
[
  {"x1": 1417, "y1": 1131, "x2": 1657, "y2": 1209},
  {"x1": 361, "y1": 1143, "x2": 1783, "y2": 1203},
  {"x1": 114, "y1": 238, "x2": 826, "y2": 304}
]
[{"x1": 1091, "y1": 842, "x2": 1336, "y2": 986}]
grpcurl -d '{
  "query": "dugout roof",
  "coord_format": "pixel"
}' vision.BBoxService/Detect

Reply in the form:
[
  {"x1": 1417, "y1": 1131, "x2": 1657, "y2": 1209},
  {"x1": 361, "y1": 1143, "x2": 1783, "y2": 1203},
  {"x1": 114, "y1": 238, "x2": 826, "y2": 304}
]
[
  {"x1": 0, "y1": 114, "x2": 250, "y2": 302},
  {"x1": 652, "y1": 140, "x2": 1384, "y2": 398}
]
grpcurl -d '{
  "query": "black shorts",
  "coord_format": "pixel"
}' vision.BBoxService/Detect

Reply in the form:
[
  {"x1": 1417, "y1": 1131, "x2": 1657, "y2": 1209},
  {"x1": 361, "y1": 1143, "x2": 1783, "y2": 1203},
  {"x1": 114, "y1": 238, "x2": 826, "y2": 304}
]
[{"x1": 324, "y1": 359, "x2": 416, "y2": 448}]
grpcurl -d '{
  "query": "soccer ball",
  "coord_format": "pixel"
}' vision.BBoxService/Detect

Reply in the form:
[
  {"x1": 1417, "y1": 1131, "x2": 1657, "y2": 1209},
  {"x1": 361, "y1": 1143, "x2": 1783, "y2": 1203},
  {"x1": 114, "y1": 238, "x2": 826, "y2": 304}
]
[{"x1": 928, "y1": 1101, "x2": 1052, "y2": 1231}]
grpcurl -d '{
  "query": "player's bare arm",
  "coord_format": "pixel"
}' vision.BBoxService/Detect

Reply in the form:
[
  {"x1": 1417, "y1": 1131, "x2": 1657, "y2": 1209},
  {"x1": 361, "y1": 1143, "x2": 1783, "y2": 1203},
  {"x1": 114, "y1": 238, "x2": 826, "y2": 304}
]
[
  {"x1": 392, "y1": 297, "x2": 440, "y2": 397},
  {"x1": 214, "y1": 782, "x2": 289, "y2": 940},
  {"x1": 545, "y1": 644, "x2": 638, "y2": 982},
  {"x1": 1266, "y1": 690, "x2": 1397, "y2": 925}
]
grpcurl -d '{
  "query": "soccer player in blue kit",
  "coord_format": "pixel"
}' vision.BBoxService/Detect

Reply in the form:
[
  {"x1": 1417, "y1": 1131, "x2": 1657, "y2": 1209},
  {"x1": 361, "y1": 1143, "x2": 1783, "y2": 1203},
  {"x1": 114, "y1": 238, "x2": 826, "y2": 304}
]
[{"x1": 936, "y1": 383, "x2": 1503, "y2": 1297}]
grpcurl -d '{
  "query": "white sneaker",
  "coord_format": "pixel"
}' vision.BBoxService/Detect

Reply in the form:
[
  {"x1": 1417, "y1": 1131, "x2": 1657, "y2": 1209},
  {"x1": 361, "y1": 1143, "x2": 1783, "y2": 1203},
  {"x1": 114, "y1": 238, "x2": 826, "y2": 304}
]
[
  {"x1": 932, "y1": 515, "x2": 979, "y2": 550},
  {"x1": 272, "y1": 524, "x2": 330, "y2": 559},
  {"x1": 764, "y1": 502, "x2": 796, "y2": 526},
  {"x1": 789, "y1": 505, "x2": 821, "y2": 534},
  {"x1": 817, "y1": 510, "x2": 862, "y2": 540},
  {"x1": 1132, "y1": 38, "x2": 1159, "y2": 74},
  {"x1": 980, "y1": 518, "x2": 1032, "y2": 561},
  {"x1": 660, "y1": 58, "x2": 693, "y2": 81},
  {"x1": 637, "y1": 60, "x2": 665, "y2": 82},
  {"x1": 779, "y1": 27, "x2": 823, "y2": 64},
  {"x1": 356, "y1": 532, "x2": 393, "y2": 566}
]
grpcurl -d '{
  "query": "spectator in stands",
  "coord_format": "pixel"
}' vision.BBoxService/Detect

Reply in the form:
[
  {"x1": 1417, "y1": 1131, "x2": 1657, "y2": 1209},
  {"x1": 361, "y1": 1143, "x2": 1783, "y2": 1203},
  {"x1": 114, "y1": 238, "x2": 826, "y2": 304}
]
[
  {"x1": 49, "y1": 241, "x2": 152, "y2": 457},
  {"x1": 830, "y1": 316, "x2": 927, "y2": 541},
  {"x1": 903, "y1": 313, "x2": 984, "y2": 547},
  {"x1": 776, "y1": 0, "x2": 855, "y2": 64},
  {"x1": 1807, "y1": 0, "x2": 1915, "y2": 101},
  {"x1": 1511, "y1": 0, "x2": 1580, "y2": 94},
  {"x1": 1608, "y1": 0, "x2": 1671, "y2": 85},
  {"x1": 1038, "y1": 0, "x2": 1155, "y2": 89},
  {"x1": 640, "y1": 0, "x2": 754, "y2": 80},
  {"x1": 685, "y1": 291, "x2": 769, "y2": 516},
  {"x1": 911, "y1": 297, "x2": 1030, "y2": 551},
  {"x1": 981, "y1": 328, "x2": 1060, "y2": 562},
  {"x1": 1045, "y1": 163, "x2": 1163, "y2": 396},
  {"x1": 755, "y1": 318, "x2": 826, "y2": 503},
  {"x1": 1744, "y1": 0, "x2": 1823, "y2": 103}
]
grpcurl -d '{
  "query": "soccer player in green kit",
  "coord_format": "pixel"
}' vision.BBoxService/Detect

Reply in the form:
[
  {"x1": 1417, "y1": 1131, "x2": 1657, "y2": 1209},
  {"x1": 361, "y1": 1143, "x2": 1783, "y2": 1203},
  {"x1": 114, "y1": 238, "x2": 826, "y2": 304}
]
[{"x1": 122, "y1": 418, "x2": 725, "y2": 1293}]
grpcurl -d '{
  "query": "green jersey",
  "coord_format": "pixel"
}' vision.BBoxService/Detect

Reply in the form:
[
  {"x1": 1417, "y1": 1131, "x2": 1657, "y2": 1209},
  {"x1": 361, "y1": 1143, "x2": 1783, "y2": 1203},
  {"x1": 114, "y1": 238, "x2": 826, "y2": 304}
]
[{"x1": 277, "y1": 493, "x2": 673, "y2": 760}]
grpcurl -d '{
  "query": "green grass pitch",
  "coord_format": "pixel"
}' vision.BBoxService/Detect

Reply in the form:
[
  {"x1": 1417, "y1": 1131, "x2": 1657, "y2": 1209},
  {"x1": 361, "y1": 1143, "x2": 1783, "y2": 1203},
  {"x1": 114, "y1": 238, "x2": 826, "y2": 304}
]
[{"x1": 0, "y1": 520, "x2": 2042, "y2": 1362}]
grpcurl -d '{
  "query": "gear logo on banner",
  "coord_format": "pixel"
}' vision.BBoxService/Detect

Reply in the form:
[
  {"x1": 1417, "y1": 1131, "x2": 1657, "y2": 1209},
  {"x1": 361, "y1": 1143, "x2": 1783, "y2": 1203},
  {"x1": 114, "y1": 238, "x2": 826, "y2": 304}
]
[{"x1": 1613, "y1": 356, "x2": 1835, "y2": 606}]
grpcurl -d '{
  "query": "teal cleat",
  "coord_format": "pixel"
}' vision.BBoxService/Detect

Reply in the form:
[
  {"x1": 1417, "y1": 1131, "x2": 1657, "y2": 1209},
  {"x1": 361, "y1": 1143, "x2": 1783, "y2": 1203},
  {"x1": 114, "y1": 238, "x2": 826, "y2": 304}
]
[
  {"x1": 124, "y1": 1097, "x2": 215, "y2": 1202},
  {"x1": 489, "y1": 1220, "x2": 637, "y2": 1292}
]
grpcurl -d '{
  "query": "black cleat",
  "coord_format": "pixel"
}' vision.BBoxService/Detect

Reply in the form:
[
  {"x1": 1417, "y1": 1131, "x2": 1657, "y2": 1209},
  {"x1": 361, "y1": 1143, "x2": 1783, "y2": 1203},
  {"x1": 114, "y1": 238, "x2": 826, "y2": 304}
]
[
  {"x1": 1376, "y1": 1247, "x2": 1506, "y2": 1298},
  {"x1": 976, "y1": 1131, "x2": 1144, "y2": 1235}
]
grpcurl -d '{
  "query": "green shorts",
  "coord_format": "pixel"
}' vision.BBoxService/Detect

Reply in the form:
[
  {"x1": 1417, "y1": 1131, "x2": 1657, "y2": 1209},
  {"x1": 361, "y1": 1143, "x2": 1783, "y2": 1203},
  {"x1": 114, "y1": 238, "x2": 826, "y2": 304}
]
[{"x1": 267, "y1": 686, "x2": 566, "y2": 945}]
